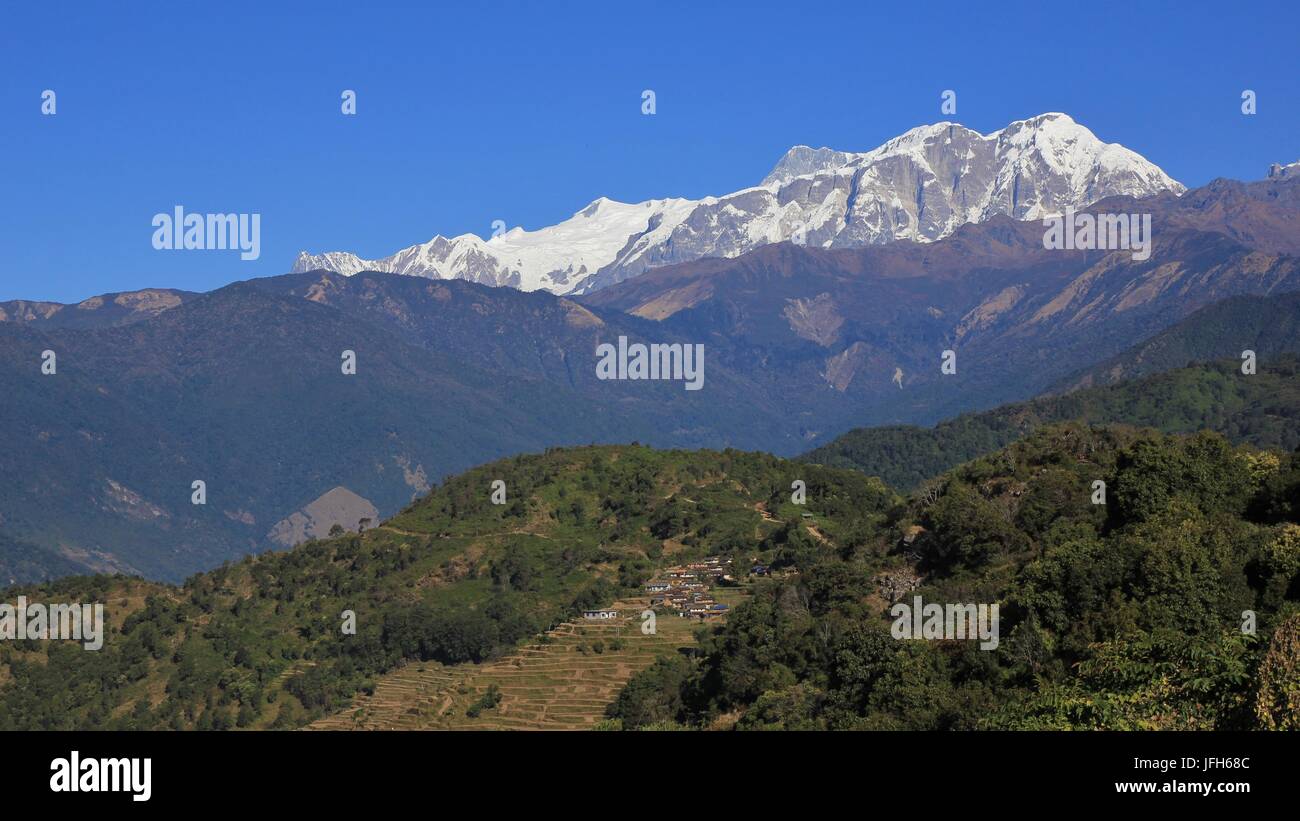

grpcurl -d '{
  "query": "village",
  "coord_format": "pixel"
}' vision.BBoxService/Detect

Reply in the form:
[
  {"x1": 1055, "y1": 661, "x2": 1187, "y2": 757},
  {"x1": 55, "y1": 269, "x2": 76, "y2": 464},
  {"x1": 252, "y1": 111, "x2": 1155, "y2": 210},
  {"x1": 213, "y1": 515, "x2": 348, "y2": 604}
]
[
  {"x1": 582, "y1": 555, "x2": 738, "y2": 621},
  {"x1": 644, "y1": 555, "x2": 735, "y2": 619}
]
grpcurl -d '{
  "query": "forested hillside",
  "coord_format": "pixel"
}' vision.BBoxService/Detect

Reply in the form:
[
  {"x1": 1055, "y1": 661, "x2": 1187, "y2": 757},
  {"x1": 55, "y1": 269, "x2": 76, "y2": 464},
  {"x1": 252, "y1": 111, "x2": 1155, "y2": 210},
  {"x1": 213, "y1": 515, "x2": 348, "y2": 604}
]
[
  {"x1": 611, "y1": 424, "x2": 1300, "y2": 730},
  {"x1": 800, "y1": 355, "x2": 1300, "y2": 490},
  {"x1": 1052, "y1": 291, "x2": 1300, "y2": 393},
  {"x1": 6, "y1": 425, "x2": 1299, "y2": 730},
  {"x1": 0, "y1": 446, "x2": 893, "y2": 729}
]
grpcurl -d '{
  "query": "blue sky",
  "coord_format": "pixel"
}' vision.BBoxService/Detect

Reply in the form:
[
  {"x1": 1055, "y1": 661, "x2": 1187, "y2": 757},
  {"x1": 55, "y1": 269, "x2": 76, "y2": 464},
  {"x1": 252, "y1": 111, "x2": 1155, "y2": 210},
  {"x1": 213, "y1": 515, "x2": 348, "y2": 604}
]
[{"x1": 1, "y1": 0, "x2": 1297, "y2": 302}]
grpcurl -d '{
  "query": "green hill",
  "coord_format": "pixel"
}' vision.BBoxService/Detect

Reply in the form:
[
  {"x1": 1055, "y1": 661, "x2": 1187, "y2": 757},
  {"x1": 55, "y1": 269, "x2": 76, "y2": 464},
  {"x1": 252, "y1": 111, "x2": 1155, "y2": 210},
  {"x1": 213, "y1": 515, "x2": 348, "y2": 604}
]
[
  {"x1": 5, "y1": 427, "x2": 1298, "y2": 731},
  {"x1": 10, "y1": 423, "x2": 1300, "y2": 732},
  {"x1": 611, "y1": 424, "x2": 1300, "y2": 730},
  {"x1": 799, "y1": 354, "x2": 1300, "y2": 491},
  {"x1": 0, "y1": 445, "x2": 894, "y2": 730}
]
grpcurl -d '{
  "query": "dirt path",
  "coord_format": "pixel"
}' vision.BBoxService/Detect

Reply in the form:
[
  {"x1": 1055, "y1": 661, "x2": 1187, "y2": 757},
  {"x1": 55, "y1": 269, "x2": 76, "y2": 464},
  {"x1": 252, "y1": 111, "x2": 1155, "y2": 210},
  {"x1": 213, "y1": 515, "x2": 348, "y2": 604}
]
[
  {"x1": 377, "y1": 525, "x2": 425, "y2": 537},
  {"x1": 377, "y1": 525, "x2": 553, "y2": 540},
  {"x1": 753, "y1": 502, "x2": 780, "y2": 523}
]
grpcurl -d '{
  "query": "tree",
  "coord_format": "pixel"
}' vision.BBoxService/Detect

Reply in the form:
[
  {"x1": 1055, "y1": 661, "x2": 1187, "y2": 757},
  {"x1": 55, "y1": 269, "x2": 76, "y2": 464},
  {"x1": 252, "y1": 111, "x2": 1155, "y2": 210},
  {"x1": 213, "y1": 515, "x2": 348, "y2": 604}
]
[
  {"x1": 606, "y1": 656, "x2": 692, "y2": 729},
  {"x1": 1111, "y1": 432, "x2": 1253, "y2": 525}
]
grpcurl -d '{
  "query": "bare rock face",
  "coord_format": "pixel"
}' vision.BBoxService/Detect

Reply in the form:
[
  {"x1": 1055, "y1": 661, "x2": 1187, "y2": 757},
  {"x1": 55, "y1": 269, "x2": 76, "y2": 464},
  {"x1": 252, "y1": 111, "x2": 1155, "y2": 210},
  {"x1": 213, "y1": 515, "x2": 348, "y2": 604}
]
[
  {"x1": 0, "y1": 288, "x2": 194, "y2": 330},
  {"x1": 267, "y1": 486, "x2": 379, "y2": 547},
  {"x1": 292, "y1": 114, "x2": 1183, "y2": 295},
  {"x1": 783, "y1": 293, "x2": 844, "y2": 346}
]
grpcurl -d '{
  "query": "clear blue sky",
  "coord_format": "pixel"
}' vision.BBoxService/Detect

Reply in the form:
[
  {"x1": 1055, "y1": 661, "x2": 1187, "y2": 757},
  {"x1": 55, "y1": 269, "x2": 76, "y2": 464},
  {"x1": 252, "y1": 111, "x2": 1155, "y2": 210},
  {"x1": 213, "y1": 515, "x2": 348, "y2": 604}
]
[{"x1": 2, "y1": 0, "x2": 1297, "y2": 302}]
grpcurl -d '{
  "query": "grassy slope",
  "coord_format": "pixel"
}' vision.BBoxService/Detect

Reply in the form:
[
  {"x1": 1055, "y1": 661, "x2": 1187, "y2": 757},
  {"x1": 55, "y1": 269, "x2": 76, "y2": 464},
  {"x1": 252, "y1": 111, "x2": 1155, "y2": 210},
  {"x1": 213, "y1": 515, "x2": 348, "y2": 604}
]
[{"x1": 307, "y1": 592, "x2": 705, "y2": 730}]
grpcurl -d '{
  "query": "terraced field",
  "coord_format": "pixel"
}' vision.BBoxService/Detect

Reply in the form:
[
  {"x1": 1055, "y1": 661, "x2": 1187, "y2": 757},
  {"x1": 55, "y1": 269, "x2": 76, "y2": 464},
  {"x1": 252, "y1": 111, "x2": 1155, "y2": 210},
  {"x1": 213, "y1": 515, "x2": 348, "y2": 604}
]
[{"x1": 309, "y1": 592, "x2": 741, "y2": 731}]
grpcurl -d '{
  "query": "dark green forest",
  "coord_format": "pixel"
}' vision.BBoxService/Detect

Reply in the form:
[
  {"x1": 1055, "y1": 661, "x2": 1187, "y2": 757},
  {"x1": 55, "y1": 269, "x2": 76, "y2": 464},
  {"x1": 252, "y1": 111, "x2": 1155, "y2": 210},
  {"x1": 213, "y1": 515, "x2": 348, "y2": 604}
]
[
  {"x1": 800, "y1": 354, "x2": 1300, "y2": 491},
  {"x1": 610, "y1": 424, "x2": 1300, "y2": 730}
]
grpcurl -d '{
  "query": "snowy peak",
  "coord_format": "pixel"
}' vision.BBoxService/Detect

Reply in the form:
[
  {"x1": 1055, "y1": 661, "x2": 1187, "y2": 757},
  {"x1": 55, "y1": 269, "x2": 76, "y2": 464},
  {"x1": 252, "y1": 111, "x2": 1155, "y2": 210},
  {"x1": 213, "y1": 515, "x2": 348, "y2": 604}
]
[
  {"x1": 987, "y1": 113, "x2": 1185, "y2": 210},
  {"x1": 295, "y1": 196, "x2": 699, "y2": 293},
  {"x1": 1270, "y1": 160, "x2": 1300, "y2": 179},
  {"x1": 764, "y1": 113, "x2": 1181, "y2": 211},
  {"x1": 762, "y1": 145, "x2": 858, "y2": 186},
  {"x1": 292, "y1": 250, "x2": 381, "y2": 278},
  {"x1": 292, "y1": 113, "x2": 1184, "y2": 294}
]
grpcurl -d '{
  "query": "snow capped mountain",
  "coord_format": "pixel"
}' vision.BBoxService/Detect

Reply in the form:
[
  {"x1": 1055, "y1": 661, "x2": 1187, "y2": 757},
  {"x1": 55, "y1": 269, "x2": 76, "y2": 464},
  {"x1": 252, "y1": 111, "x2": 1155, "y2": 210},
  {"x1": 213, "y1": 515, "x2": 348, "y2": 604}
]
[
  {"x1": 292, "y1": 113, "x2": 1184, "y2": 295},
  {"x1": 1270, "y1": 159, "x2": 1300, "y2": 179},
  {"x1": 294, "y1": 197, "x2": 699, "y2": 294}
]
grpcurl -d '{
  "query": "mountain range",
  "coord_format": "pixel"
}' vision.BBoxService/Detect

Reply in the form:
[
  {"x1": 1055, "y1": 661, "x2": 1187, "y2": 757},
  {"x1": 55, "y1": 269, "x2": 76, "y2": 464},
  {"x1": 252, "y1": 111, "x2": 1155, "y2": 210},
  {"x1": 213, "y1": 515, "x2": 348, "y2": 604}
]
[
  {"x1": 3, "y1": 114, "x2": 1300, "y2": 587},
  {"x1": 0, "y1": 275, "x2": 822, "y2": 583},
  {"x1": 291, "y1": 113, "x2": 1183, "y2": 294},
  {"x1": 582, "y1": 172, "x2": 1300, "y2": 424}
]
